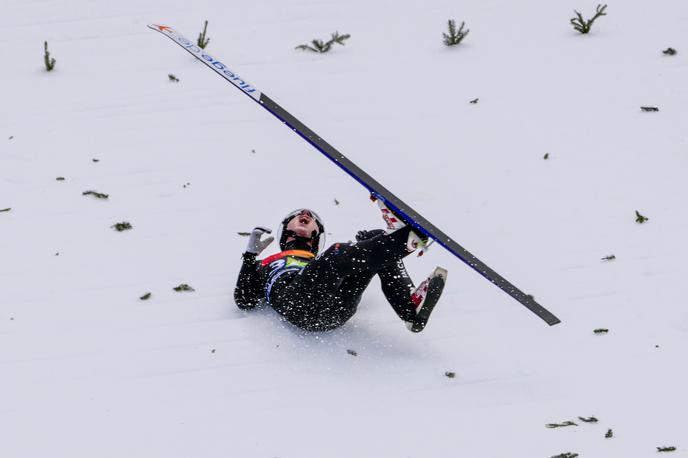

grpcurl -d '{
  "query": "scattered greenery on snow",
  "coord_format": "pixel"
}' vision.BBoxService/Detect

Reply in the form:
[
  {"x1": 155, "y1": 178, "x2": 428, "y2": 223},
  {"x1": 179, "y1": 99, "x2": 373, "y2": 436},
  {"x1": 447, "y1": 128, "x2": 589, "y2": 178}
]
[
  {"x1": 546, "y1": 420, "x2": 578, "y2": 428},
  {"x1": 168, "y1": 74, "x2": 180, "y2": 82},
  {"x1": 551, "y1": 453, "x2": 578, "y2": 458},
  {"x1": 111, "y1": 221, "x2": 132, "y2": 231},
  {"x1": 657, "y1": 446, "x2": 677, "y2": 452},
  {"x1": 635, "y1": 210, "x2": 649, "y2": 223},
  {"x1": 346, "y1": 349, "x2": 357, "y2": 356},
  {"x1": 173, "y1": 283, "x2": 195, "y2": 292},
  {"x1": 296, "y1": 32, "x2": 350, "y2": 53},
  {"x1": 641, "y1": 106, "x2": 659, "y2": 112},
  {"x1": 140, "y1": 292, "x2": 152, "y2": 300},
  {"x1": 594, "y1": 328, "x2": 609, "y2": 334},
  {"x1": 443, "y1": 20, "x2": 469, "y2": 46},
  {"x1": 92, "y1": 158, "x2": 100, "y2": 162},
  {"x1": 601, "y1": 254, "x2": 616, "y2": 261},
  {"x1": 469, "y1": 98, "x2": 479, "y2": 104},
  {"x1": 82, "y1": 190, "x2": 109, "y2": 199},
  {"x1": 605, "y1": 429, "x2": 614, "y2": 438},
  {"x1": 578, "y1": 416, "x2": 598, "y2": 423},
  {"x1": 43, "y1": 41, "x2": 56, "y2": 71},
  {"x1": 197, "y1": 20, "x2": 210, "y2": 49},
  {"x1": 334, "y1": 198, "x2": 340, "y2": 206},
  {"x1": 662, "y1": 48, "x2": 677, "y2": 56},
  {"x1": 544, "y1": 153, "x2": 550, "y2": 160},
  {"x1": 444, "y1": 371, "x2": 456, "y2": 378},
  {"x1": 0, "y1": 208, "x2": 11, "y2": 213},
  {"x1": 570, "y1": 4, "x2": 607, "y2": 34},
  {"x1": 56, "y1": 177, "x2": 65, "y2": 181}
]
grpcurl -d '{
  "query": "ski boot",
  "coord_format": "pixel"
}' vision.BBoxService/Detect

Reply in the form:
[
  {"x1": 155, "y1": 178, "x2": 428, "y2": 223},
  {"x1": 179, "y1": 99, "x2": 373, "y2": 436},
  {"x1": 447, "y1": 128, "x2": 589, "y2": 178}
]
[
  {"x1": 370, "y1": 194, "x2": 431, "y2": 254},
  {"x1": 407, "y1": 267, "x2": 447, "y2": 332}
]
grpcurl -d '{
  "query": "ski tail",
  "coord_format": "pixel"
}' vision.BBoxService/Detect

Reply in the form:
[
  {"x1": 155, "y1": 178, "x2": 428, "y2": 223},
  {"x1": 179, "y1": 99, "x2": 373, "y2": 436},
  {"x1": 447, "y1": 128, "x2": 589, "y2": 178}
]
[
  {"x1": 148, "y1": 24, "x2": 561, "y2": 326},
  {"x1": 370, "y1": 192, "x2": 561, "y2": 326}
]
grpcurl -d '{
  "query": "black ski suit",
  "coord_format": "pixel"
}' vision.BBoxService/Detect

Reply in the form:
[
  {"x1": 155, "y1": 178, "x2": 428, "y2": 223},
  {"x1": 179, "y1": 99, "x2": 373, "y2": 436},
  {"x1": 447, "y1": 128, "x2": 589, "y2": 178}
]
[{"x1": 234, "y1": 227, "x2": 420, "y2": 331}]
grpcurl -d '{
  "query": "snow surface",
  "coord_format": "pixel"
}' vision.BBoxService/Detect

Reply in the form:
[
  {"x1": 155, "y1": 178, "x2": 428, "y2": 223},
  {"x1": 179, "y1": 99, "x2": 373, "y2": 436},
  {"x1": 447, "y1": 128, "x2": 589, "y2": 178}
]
[{"x1": 2, "y1": 0, "x2": 687, "y2": 457}]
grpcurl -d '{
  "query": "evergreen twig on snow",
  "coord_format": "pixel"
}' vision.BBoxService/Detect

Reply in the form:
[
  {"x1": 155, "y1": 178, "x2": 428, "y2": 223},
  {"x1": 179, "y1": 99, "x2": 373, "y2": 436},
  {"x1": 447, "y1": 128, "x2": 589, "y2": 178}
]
[
  {"x1": 295, "y1": 31, "x2": 350, "y2": 53},
  {"x1": 82, "y1": 190, "x2": 109, "y2": 199},
  {"x1": 197, "y1": 20, "x2": 210, "y2": 49},
  {"x1": 111, "y1": 221, "x2": 132, "y2": 232},
  {"x1": 570, "y1": 4, "x2": 607, "y2": 34},
  {"x1": 546, "y1": 421, "x2": 578, "y2": 428},
  {"x1": 443, "y1": 19, "x2": 469, "y2": 46},
  {"x1": 43, "y1": 41, "x2": 56, "y2": 71},
  {"x1": 173, "y1": 283, "x2": 195, "y2": 292}
]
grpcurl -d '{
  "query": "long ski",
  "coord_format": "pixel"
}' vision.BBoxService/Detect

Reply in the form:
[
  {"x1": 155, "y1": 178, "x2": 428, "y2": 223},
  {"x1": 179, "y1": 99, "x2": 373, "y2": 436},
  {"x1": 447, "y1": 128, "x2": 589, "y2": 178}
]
[{"x1": 148, "y1": 24, "x2": 561, "y2": 326}]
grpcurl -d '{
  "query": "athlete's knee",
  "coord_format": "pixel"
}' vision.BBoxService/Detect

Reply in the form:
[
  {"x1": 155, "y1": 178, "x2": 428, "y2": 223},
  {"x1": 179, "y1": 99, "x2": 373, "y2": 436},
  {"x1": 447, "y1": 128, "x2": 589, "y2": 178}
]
[{"x1": 322, "y1": 241, "x2": 359, "y2": 259}]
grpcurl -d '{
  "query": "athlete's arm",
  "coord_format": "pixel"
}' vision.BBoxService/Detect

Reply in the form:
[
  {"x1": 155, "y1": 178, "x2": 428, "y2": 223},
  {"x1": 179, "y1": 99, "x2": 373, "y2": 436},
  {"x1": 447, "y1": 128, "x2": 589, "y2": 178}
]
[{"x1": 234, "y1": 253, "x2": 263, "y2": 309}]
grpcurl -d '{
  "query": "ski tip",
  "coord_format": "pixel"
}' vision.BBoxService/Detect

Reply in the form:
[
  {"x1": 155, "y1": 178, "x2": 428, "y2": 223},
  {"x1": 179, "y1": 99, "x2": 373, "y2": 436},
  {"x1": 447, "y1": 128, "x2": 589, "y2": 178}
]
[{"x1": 147, "y1": 24, "x2": 173, "y2": 33}]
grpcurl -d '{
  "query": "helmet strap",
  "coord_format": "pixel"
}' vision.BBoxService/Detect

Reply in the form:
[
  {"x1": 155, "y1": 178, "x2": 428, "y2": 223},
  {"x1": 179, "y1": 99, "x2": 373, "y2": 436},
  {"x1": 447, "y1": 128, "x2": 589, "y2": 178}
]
[{"x1": 281, "y1": 229, "x2": 319, "y2": 253}]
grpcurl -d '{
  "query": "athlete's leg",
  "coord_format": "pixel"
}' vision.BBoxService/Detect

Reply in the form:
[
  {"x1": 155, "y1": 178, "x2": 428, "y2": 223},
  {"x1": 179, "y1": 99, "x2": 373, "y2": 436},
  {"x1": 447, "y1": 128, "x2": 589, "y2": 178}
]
[
  {"x1": 355, "y1": 229, "x2": 418, "y2": 322},
  {"x1": 377, "y1": 259, "x2": 417, "y2": 323},
  {"x1": 354, "y1": 229, "x2": 446, "y2": 331}
]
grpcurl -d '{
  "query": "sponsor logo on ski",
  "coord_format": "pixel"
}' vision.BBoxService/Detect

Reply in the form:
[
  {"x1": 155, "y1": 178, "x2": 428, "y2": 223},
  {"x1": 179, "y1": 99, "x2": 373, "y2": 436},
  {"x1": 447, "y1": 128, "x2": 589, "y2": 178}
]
[{"x1": 173, "y1": 33, "x2": 256, "y2": 94}]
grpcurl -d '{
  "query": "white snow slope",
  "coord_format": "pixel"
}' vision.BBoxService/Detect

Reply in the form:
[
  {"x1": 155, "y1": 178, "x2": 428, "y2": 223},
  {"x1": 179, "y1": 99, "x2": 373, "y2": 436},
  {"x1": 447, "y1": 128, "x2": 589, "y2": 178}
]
[{"x1": 2, "y1": 1, "x2": 687, "y2": 457}]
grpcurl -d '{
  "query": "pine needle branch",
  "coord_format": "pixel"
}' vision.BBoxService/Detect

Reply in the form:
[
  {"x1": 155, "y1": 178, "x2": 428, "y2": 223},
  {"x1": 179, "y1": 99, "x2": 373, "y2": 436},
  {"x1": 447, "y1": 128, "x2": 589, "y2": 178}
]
[
  {"x1": 443, "y1": 19, "x2": 469, "y2": 46},
  {"x1": 197, "y1": 20, "x2": 210, "y2": 49},
  {"x1": 570, "y1": 4, "x2": 607, "y2": 34},
  {"x1": 296, "y1": 31, "x2": 350, "y2": 53},
  {"x1": 44, "y1": 41, "x2": 56, "y2": 71}
]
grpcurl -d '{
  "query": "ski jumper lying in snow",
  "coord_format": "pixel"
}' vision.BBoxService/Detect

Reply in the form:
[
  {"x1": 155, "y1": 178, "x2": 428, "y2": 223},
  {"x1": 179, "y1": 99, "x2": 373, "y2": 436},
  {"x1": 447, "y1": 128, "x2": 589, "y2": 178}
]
[{"x1": 234, "y1": 200, "x2": 447, "y2": 332}]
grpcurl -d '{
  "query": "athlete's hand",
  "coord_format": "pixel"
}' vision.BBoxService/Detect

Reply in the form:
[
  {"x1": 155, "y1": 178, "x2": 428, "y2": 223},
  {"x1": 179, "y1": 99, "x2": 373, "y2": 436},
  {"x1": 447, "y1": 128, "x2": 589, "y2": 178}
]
[{"x1": 245, "y1": 226, "x2": 274, "y2": 255}]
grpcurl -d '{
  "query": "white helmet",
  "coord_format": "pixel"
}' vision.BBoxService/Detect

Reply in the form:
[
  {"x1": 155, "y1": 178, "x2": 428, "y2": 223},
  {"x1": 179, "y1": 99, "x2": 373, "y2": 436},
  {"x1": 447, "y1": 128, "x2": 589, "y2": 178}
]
[{"x1": 276, "y1": 208, "x2": 326, "y2": 254}]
